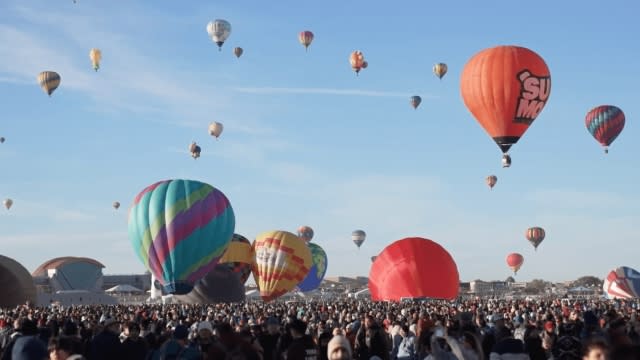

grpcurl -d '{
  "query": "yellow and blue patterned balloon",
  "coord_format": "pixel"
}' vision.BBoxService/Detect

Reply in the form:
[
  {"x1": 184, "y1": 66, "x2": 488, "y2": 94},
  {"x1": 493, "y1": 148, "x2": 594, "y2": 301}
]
[{"x1": 128, "y1": 179, "x2": 235, "y2": 295}]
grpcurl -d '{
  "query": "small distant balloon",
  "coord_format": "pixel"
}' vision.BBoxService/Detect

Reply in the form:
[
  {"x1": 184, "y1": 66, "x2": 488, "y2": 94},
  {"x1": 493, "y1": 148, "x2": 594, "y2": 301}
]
[
  {"x1": 233, "y1": 47, "x2": 243, "y2": 58},
  {"x1": 410, "y1": 96, "x2": 422, "y2": 110},
  {"x1": 433, "y1": 63, "x2": 448, "y2": 79},
  {"x1": 585, "y1": 105, "x2": 625, "y2": 154},
  {"x1": 206, "y1": 19, "x2": 231, "y2": 51},
  {"x1": 208, "y1": 122, "x2": 224, "y2": 139},
  {"x1": 297, "y1": 226, "x2": 314, "y2": 243},
  {"x1": 189, "y1": 141, "x2": 201, "y2": 159},
  {"x1": 506, "y1": 253, "x2": 524, "y2": 275},
  {"x1": 38, "y1": 71, "x2": 61, "y2": 96},
  {"x1": 113, "y1": 201, "x2": 120, "y2": 210},
  {"x1": 352, "y1": 230, "x2": 366, "y2": 249},
  {"x1": 0, "y1": 137, "x2": 4, "y2": 144},
  {"x1": 486, "y1": 175, "x2": 497, "y2": 190},
  {"x1": 3, "y1": 198, "x2": 13, "y2": 210},
  {"x1": 89, "y1": 48, "x2": 102, "y2": 71},
  {"x1": 350, "y1": 51, "x2": 366, "y2": 75},
  {"x1": 299, "y1": 31, "x2": 314, "y2": 51}
]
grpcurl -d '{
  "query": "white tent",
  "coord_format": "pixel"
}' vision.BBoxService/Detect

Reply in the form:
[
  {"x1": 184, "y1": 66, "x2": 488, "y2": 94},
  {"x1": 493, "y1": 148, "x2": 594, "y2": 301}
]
[{"x1": 105, "y1": 284, "x2": 143, "y2": 293}]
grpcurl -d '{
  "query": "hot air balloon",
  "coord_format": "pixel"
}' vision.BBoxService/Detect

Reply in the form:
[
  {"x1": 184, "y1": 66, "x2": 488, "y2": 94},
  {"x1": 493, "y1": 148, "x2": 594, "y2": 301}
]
[
  {"x1": 433, "y1": 63, "x2": 448, "y2": 79},
  {"x1": 208, "y1": 122, "x2": 223, "y2": 139},
  {"x1": 350, "y1": 51, "x2": 365, "y2": 75},
  {"x1": 297, "y1": 226, "x2": 314, "y2": 243},
  {"x1": 506, "y1": 253, "x2": 524, "y2": 275},
  {"x1": 252, "y1": 230, "x2": 312, "y2": 301},
  {"x1": 233, "y1": 47, "x2": 243, "y2": 59},
  {"x1": 370, "y1": 256, "x2": 377, "y2": 263},
  {"x1": 486, "y1": 175, "x2": 497, "y2": 190},
  {"x1": 297, "y1": 243, "x2": 328, "y2": 292},
  {"x1": 585, "y1": 105, "x2": 625, "y2": 154},
  {"x1": 369, "y1": 237, "x2": 459, "y2": 301},
  {"x1": 603, "y1": 266, "x2": 640, "y2": 299},
  {"x1": 189, "y1": 142, "x2": 201, "y2": 159},
  {"x1": 38, "y1": 71, "x2": 61, "y2": 96},
  {"x1": 174, "y1": 265, "x2": 246, "y2": 304},
  {"x1": 299, "y1": 31, "x2": 314, "y2": 51},
  {"x1": 410, "y1": 96, "x2": 422, "y2": 110},
  {"x1": 113, "y1": 201, "x2": 120, "y2": 210},
  {"x1": 218, "y1": 233, "x2": 254, "y2": 284},
  {"x1": 89, "y1": 48, "x2": 102, "y2": 71},
  {"x1": 352, "y1": 230, "x2": 366, "y2": 249},
  {"x1": 526, "y1": 227, "x2": 545, "y2": 250},
  {"x1": 3, "y1": 199, "x2": 13, "y2": 210},
  {"x1": 206, "y1": 19, "x2": 231, "y2": 51},
  {"x1": 0, "y1": 137, "x2": 4, "y2": 143},
  {"x1": 460, "y1": 46, "x2": 551, "y2": 167},
  {"x1": 128, "y1": 179, "x2": 236, "y2": 295}
]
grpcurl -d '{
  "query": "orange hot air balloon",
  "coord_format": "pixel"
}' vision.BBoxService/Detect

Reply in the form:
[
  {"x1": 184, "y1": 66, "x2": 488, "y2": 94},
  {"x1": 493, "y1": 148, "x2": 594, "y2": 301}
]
[
  {"x1": 350, "y1": 51, "x2": 365, "y2": 75},
  {"x1": 506, "y1": 253, "x2": 524, "y2": 275},
  {"x1": 486, "y1": 175, "x2": 497, "y2": 190},
  {"x1": 460, "y1": 46, "x2": 551, "y2": 166},
  {"x1": 252, "y1": 230, "x2": 312, "y2": 302}
]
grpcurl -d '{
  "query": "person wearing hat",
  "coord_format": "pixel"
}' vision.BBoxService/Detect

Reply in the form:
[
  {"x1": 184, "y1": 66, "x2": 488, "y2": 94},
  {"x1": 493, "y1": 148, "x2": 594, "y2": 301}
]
[
  {"x1": 286, "y1": 318, "x2": 318, "y2": 359},
  {"x1": 327, "y1": 335, "x2": 352, "y2": 360},
  {"x1": 88, "y1": 317, "x2": 124, "y2": 360},
  {"x1": 192, "y1": 320, "x2": 223, "y2": 355}
]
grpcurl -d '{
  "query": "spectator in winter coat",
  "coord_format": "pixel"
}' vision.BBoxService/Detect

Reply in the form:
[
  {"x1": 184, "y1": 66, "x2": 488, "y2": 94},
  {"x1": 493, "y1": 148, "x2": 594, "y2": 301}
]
[{"x1": 327, "y1": 335, "x2": 352, "y2": 360}]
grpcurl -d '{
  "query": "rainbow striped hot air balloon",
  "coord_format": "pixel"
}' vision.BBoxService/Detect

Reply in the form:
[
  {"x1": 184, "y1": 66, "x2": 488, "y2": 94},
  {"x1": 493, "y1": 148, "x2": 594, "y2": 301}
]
[
  {"x1": 128, "y1": 179, "x2": 235, "y2": 295},
  {"x1": 252, "y1": 230, "x2": 312, "y2": 301}
]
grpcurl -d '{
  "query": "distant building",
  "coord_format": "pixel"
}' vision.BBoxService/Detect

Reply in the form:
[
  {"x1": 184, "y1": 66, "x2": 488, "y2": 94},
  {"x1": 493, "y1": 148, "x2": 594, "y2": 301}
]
[
  {"x1": 31, "y1": 257, "x2": 118, "y2": 306},
  {"x1": 102, "y1": 273, "x2": 151, "y2": 292},
  {"x1": 32, "y1": 257, "x2": 105, "y2": 293},
  {"x1": 470, "y1": 280, "x2": 509, "y2": 295}
]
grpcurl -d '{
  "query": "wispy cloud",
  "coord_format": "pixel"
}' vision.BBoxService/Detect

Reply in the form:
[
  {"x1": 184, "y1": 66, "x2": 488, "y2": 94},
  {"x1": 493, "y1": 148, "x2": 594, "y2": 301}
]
[
  {"x1": 233, "y1": 86, "x2": 439, "y2": 98},
  {"x1": 0, "y1": 5, "x2": 232, "y2": 123}
]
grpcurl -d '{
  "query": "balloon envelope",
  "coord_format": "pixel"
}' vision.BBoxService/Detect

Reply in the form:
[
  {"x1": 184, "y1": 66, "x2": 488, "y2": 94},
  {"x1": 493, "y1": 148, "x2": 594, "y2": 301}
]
[
  {"x1": 460, "y1": 45, "x2": 551, "y2": 155},
  {"x1": 506, "y1": 253, "x2": 524, "y2": 274},
  {"x1": 297, "y1": 226, "x2": 314, "y2": 243},
  {"x1": 128, "y1": 179, "x2": 235, "y2": 295},
  {"x1": 369, "y1": 237, "x2": 459, "y2": 301},
  {"x1": 585, "y1": 105, "x2": 625, "y2": 152},
  {"x1": 174, "y1": 265, "x2": 245, "y2": 303},
  {"x1": 252, "y1": 230, "x2": 312, "y2": 301},
  {"x1": 297, "y1": 243, "x2": 328, "y2": 292},
  {"x1": 218, "y1": 233, "x2": 253, "y2": 284},
  {"x1": 603, "y1": 266, "x2": 640, "y2": 299}
]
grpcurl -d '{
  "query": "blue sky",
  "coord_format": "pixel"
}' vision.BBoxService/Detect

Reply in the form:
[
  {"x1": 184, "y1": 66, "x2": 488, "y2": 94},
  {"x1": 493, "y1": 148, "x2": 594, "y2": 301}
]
[{"x1": 1, "y1": 0, "x2": 639, "y2": 283}]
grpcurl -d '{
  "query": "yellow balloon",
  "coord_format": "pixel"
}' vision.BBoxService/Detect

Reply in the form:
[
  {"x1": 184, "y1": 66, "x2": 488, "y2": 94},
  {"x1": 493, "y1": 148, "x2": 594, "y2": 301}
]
[
  {"x1": 252, "y1": 230, "x2": 312, "y2": 301},
  {"x1": 89, "y1": 48, "x2": 102, "y2": 71}
]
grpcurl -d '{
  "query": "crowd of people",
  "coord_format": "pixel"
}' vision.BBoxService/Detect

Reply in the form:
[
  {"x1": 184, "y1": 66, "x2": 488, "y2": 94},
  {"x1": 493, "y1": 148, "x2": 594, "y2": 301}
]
[{"x1": 0, "y1": 297, "x2": 639, "y2": 359}]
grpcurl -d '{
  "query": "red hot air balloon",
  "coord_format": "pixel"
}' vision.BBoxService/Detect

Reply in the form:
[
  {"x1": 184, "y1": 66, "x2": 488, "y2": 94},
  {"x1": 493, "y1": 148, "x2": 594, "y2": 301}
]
[
  {"x1": 526, "y1": 227, "x2": 545, "y2": 250},
  {"x1": 506, "y1": 253, "x2": 524, "y2": 275},
  {"x1": 461, "y1": 46, "x2": 551, "y2": 167},
  {"x1": 585, "y1": 105, "x2": 625, "y2": 154},
  {"x1": 368, "y1": 237, "x2": 459, "y2": 301}
]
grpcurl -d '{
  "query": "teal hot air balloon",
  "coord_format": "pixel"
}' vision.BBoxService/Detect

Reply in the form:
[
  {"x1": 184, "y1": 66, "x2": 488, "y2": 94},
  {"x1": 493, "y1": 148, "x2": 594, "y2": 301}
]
[
  {"x1": 128, "y1": 179, "x2": 235, "y2": 295},
  {"x1": 297, "y1": 243, "x2": 328, "y2": 292}
]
